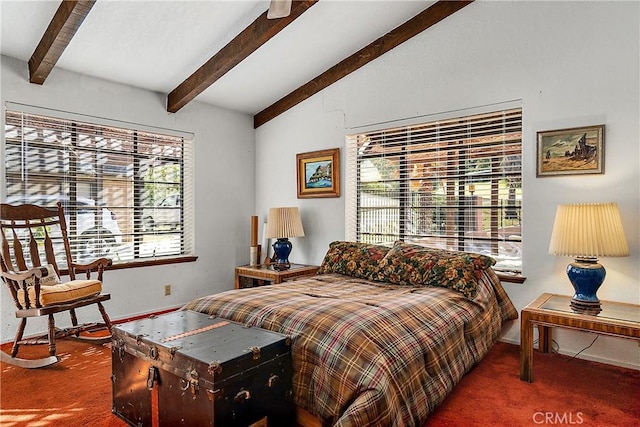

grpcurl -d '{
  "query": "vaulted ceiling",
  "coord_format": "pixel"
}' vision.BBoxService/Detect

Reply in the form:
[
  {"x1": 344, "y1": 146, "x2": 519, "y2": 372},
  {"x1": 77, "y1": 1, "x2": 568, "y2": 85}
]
[{"x1": 0, "y1": 0, "x2": 472, "y2": 127}]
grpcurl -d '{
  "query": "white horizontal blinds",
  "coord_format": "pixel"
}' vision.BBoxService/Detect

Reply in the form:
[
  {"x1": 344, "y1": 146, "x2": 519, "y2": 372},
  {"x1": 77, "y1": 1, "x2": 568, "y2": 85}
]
[
  {"x1": 134, "y1": 129, "x2": 194, "y2": 258},
  {"x1": 4, "y1": 110, "x2": 194, "y2": 265},
  {"x1": 348, "y1": 108, "x2": 522, "y2": 272}
]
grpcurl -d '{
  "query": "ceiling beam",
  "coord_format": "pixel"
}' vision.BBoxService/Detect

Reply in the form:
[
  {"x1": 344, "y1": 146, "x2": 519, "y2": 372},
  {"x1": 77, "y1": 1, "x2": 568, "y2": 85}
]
[
  {"x1": 167, "y1": 0, "x2": 318, "y2": 114},
  {"x1": 29, "y1": 0, "x2": 96, "y2": 85},
  {"x1": 254, "y1": 0, "x2": 474, "y2": 128}
]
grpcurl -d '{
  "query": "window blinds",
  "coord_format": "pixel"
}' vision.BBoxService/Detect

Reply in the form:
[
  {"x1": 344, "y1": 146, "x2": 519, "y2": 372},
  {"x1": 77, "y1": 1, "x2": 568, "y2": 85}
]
[
  {"x1": 4, "y1": 110, "x2": 195, "y2": 265},
  {"x1": 346, "y1": 108, "x2": 522, "y2": 272}
]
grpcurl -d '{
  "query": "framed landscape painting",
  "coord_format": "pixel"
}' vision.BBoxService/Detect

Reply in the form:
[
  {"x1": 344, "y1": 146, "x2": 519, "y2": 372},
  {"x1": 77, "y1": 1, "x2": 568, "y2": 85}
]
[
  {"x1": 536, "y1": 125, "x2": 605, "y2": 177},
  {"x1": 297, "y1": 148, "x2": 340, "y2": 198}
]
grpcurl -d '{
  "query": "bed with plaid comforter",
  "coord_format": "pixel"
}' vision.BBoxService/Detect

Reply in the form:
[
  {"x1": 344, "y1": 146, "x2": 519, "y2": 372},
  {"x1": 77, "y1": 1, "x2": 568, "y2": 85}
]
[{"x1": 183, "y1": 269, "x2": 517, "y2": 426}]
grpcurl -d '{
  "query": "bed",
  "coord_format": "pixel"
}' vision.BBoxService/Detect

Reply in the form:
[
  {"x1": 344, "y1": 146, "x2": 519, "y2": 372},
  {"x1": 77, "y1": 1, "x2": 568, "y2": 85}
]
[{"x1": 183, "y1": 241, "x2": 518, "y2": 426}]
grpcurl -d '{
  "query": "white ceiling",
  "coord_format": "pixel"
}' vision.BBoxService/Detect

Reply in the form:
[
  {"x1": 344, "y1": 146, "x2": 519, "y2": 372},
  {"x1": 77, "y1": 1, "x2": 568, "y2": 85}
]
[{"x1": 0, "y1": 0, "x2": 433, "y2": 115}]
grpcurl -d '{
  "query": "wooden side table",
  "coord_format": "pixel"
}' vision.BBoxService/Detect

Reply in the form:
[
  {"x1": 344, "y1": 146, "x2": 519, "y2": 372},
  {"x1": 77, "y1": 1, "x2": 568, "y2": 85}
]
[
  {"x1": 520, "y1": 293, "x2": 640, "y2": 382},
  {"x1": 235, "y1": 264, "x2": 319, "y2": 289}
]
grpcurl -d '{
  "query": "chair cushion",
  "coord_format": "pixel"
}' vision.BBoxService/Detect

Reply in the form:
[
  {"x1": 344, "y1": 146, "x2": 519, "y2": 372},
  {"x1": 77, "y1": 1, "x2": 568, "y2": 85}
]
[{"x1": 18, "y1": 280, "x2": 102, "y2": 307}]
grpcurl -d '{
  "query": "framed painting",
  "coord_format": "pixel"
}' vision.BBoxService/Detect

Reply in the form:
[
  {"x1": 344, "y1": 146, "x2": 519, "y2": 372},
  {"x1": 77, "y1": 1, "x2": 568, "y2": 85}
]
[
  {"x1": 536, "y1": 125, "x2": 605, "y2": 177},
  {"x1": 296, "y1": 148, "x2": 340, "y2": 198}
]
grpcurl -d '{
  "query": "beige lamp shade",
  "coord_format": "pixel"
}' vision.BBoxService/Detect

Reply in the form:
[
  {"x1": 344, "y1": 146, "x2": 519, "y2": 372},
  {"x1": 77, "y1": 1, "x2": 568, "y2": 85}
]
[
  {"x1": 265, "y1": 207, "x2": 305, "y2": 239},
  {"x1": 549, "y1": 203, "x2": 629, "y2": 259}
]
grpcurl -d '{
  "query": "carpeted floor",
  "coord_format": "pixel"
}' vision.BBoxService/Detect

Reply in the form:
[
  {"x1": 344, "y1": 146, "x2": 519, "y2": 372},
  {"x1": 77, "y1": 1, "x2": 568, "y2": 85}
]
[
  {"x1": 425, "y1": 341, "x2": 640, "y2": 426},
  {"x1": 1, "y1": 339, "x2": 638, "y2": 426},
  {"x1": 0, "y1": 338, "x2": 122, "y2": 427}
]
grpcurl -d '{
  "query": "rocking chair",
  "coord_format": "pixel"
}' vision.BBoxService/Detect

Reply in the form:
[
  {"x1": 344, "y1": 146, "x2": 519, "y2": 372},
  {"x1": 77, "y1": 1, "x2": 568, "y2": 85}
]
[{"x1": 0, "y1": 202, "x2": 112, "y2": 368}]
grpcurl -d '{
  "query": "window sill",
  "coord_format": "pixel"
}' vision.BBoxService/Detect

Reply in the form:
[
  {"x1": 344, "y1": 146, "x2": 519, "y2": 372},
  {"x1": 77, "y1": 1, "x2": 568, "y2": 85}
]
[
  {"x1": 109, "y1": 256, "x2": 198, "y2": 271},
  {"x1": 60, "y1": 255, "x2": 198, "y2": 276},
  {"x1": 496, "y1": 272, "x2": 526, "y2": 284}
]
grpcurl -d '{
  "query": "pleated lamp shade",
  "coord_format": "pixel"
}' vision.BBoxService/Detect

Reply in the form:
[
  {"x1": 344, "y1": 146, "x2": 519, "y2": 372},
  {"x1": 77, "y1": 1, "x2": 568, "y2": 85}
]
[
  {"x1": 549, "y1": 203, "x2": 629, "y2": 259},
  {"x1": 265, "y1": 207, "x2": 305, "y2": 239},
  {"x1": 549, "y1": 202, "x2": 629, "y2": 315}
]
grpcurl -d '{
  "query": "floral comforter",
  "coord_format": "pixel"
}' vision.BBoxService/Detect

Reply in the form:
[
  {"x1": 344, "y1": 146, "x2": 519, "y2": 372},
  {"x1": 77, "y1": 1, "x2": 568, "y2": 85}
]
[{"x1": 183, "y1": 270, "x2": 517, "y2": 426}]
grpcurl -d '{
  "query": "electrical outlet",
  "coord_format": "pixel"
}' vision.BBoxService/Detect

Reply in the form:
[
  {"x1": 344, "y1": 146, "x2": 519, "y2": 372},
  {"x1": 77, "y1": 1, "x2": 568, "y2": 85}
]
[{"x1": 164, "y1": 285, "x2": 171, "y2": 296}]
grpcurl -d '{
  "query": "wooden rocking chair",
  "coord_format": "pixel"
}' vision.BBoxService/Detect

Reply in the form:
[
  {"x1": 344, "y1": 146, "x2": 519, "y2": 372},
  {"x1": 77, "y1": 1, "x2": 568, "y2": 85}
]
[{"x1": 0, "y1": 202, "x2": 112, "y2": 368}]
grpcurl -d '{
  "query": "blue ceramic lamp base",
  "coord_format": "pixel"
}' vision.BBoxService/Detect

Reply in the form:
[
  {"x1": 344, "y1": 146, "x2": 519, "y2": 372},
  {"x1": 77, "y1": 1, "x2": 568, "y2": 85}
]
[
  {"x1": 272, "y1": 238, "x2": 293, "y2": 271},
  {"x1": 566, "y1": 258, "x2": 606, "y2": 315}
]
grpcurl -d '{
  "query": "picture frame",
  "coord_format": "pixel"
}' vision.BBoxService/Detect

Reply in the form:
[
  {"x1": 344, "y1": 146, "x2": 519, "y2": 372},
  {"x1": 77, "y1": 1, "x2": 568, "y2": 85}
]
[
  {"x1": 296, "y1": 148, "x2": 340, "y2": 198},
  {"x1": 536, "y1": 125, "x2": 605, "y2": 177}
]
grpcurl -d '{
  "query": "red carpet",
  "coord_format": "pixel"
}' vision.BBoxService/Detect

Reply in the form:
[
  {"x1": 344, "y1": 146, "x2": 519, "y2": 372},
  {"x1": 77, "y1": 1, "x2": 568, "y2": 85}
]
[
  {"x1": 0, "y1": 339, "x2": 124, "y2": 427},
  {"x1": 1, "y1": 339, "x2": 638, "y2": 426},
  {"x1": 427, "y1": 342, "x2": 640, "y2": 426}
]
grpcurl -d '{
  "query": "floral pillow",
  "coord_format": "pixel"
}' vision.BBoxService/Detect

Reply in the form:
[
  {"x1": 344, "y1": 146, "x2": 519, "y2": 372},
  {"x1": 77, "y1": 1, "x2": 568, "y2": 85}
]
[
  {"x1": 318, "y1": 241, "x2": 390, "y2": 280},
  {"x1": 372, "y1": 241, "x2": 496, "y2": 299}
]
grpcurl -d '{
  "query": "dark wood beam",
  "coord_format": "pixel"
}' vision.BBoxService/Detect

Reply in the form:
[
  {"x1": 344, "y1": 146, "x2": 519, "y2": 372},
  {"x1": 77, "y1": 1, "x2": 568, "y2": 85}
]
[
  {"x1": 254, "y1": 0, "x2": 474, "y2": 128},
  {"x1": 29, "y1": 0, "x2": 96, "y2": 85},
  {"x1": 167, "y1": 0, "x2": 318, "y2": 113}
]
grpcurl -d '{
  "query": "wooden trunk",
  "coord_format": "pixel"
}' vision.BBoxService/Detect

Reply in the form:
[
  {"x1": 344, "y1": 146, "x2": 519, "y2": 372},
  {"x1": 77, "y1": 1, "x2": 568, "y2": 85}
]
[{"x1": 111, "y1": 310, "x2": 294, "y2": 426}]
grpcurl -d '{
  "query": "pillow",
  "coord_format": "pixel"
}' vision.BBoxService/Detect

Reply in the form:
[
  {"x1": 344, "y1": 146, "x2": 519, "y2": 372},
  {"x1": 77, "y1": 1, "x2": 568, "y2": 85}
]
[
  {"x1": 25, "y1": 264, "x2": 61, "y2": 287},
  {"x1": 372, "y1": 241, "x2": 495, "y2": 298},
  {"x1": 39, "y1": 264, "x2": 61, "y2": 286},
  {"x1": 317, "y1": 241, "x2": 390, "y2": 280}
]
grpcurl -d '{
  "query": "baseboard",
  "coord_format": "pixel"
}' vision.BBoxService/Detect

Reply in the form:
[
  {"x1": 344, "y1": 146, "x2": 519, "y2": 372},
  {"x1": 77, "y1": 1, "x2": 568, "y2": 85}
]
[
  {"x1": 112, "y1": 306, "x2": 182, "y2": 325},
  {"x1": 498, "y1": 337, "x2": 640, "y2": 371}
]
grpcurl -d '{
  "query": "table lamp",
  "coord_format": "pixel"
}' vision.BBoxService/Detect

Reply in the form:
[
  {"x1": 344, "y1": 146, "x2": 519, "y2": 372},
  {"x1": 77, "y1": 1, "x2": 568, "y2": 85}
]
[
  {"x1": 548, "y1": 202, "x2": 629, "y2": 315},
  {"x1": 265, "y1": 207, "x2": 305, "y2": 270}
]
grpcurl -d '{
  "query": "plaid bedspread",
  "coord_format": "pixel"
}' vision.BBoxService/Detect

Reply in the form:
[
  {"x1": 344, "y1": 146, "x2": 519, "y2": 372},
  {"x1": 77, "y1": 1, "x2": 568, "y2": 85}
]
[{"x1": 183, "y1": 269, "x2": 517, "y2": 427}]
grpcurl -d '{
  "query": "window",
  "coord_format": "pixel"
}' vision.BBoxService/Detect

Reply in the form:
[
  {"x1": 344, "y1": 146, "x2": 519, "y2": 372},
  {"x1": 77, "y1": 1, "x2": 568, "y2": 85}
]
[
  {"x1": 346, "y1": 108, "x2": 522, "y2": 273},
  {"x1": 3, "y1": 109, "x2": 195, "y2": 267}
]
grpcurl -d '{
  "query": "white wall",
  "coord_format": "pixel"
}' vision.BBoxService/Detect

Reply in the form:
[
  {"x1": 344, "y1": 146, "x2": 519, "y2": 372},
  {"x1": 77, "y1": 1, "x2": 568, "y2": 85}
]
[
  {"x1": 255, "y1": 1, "x2": 640, "y2": 368},
  {"x1": 1, "y1": 55, "x2": 256, "y2": 341}
]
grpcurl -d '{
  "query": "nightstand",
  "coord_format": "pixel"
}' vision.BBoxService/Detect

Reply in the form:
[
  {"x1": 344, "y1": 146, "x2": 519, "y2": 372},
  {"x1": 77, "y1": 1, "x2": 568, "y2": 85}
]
[
  {"x1": 520, "y1": 293, "x2": 640, "y2": 382},
  {"x1": 235, "y1": 264, "x2": 319, "y2": 289}
]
